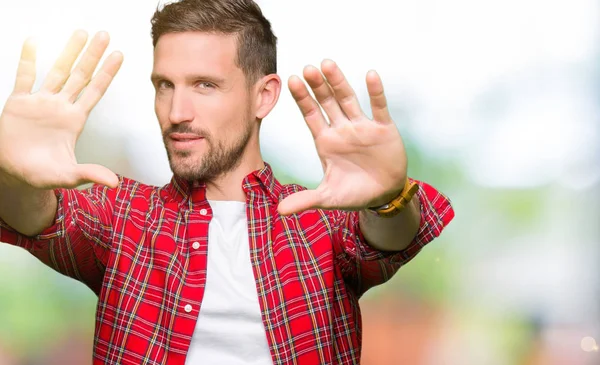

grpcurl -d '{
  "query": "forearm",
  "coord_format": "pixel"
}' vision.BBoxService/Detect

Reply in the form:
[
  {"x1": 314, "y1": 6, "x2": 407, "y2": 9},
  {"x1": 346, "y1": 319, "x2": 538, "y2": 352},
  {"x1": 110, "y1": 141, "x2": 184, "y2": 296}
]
[
  {"x1": 359, "y1": 196, "x2": 421, "y2": 252},
  {"x1": 0, "y1": 173, "x2": 57, "y2": 237}
]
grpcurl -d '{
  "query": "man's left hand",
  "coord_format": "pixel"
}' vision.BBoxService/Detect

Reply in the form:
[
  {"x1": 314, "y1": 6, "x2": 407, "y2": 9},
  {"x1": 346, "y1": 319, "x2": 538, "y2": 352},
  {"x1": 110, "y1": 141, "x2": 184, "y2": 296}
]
[{"x1": 278, "y1": 59, "x2": 408, "y2": 216}]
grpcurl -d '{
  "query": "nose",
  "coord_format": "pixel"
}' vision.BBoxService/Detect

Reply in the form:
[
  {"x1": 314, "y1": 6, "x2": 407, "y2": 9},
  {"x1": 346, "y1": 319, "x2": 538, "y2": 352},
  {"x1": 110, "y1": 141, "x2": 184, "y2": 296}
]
[{"x1": 168, "y1": 88, "x2": 194, "y2": 125}]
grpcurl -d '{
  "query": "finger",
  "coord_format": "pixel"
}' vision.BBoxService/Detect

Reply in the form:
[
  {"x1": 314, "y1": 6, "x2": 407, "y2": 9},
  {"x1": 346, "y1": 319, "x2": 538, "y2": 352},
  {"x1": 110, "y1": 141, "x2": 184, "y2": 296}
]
[
  {"x1": 288, "y1": 75, "x2": 328, "y2": 139},
  {"x1": 62, "y1": 31, "x2": 111, "y2": 103},
  {"x1": 41, "y1": 30, "x2": 88, "y2": 93},
  {"x1": 366, "y1": 70, "x2": 392, "y2": 123},
  {"x1": 77, "y1": 51, "x2": 124, "y2": 113},
  {"x1": 13, "y1": 38, "x2": 37, "y2": 94},
  {"x1": 278, "y1": 189, "x2": 322, "y2": 216},
  {"x1": 302, "y1": 65, "x2": 346, "y2": 124},
  {"x1": 321, "y1": 59, "x2": 364, "y2": 121},
  {"x1": 74, "y1": 163, "x2": 119, "y2": 188}
]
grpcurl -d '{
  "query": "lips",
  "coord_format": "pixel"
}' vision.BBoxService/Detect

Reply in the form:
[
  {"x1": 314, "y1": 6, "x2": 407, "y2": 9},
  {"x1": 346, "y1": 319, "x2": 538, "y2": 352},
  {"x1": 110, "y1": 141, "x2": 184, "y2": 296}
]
[
  {"x1": 169, "y1": 133, "x2": 203, "y2": 142},
  {"x1": 168, "y1": 133, "x2": 204, "y2": 150}
]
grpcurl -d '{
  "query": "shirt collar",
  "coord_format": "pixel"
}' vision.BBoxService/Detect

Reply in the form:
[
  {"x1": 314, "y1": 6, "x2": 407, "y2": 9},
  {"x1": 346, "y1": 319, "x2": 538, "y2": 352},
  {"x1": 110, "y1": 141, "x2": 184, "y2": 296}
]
[{"x1": 161, "y1": 162, "x2": 282, "y2": 207}]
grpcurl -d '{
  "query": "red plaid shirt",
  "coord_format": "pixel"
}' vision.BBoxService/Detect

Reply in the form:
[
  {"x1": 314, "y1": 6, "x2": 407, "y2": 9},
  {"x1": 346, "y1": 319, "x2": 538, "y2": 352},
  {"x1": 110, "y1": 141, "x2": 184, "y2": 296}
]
[{"x1": 0, "y1": 164, "x2": 453, "y2": 365}]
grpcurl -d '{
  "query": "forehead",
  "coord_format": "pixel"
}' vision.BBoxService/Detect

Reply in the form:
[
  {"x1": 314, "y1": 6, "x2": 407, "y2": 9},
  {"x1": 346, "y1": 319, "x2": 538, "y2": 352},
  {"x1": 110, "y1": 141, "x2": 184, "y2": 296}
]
[{"x1": 153, "y1": 32, "x2": 239, "y2": 77}]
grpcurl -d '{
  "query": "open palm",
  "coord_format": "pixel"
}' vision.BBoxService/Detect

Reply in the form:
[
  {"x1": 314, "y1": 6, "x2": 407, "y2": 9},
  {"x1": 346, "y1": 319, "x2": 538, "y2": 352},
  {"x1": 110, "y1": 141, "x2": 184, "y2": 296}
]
[
  {"x1": 278, "y1": 60, "x2": 408, "y2": 215},
  {"x1": 0, "y1": 30, "x2": 123, "y2": 190}
]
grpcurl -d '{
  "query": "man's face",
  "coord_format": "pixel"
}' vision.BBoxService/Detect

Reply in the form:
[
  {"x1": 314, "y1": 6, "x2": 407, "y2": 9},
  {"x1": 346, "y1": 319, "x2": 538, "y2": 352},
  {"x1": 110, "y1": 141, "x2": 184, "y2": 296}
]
[{"x1": 152, "y1": 32, "x2": 256, "y2": 182}]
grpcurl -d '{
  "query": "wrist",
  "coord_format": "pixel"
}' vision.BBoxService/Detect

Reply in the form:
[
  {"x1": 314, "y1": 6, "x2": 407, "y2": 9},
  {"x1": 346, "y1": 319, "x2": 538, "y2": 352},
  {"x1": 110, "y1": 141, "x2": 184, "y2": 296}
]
[
  {"x1": 0, "y1": 170, "x2": 18, "y2": 189},
  {"x1": 367, "y1": 177, "x2": 408, "y2": 209},
  {"x1": 367, "y1": 179, "x2": 418, "y2": 218},
  {"x1": 0, "y1": 170, "x2": 43, "y2": 193},
  {"x1": 368, "y1": 187, "x2": 405, "y2": 209}
]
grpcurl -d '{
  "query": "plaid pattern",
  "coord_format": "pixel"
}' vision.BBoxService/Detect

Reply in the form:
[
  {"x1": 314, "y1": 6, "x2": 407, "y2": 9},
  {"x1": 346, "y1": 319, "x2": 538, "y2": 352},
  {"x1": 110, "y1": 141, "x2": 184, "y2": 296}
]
[{"x1": 0, "y1": 163, "x2": 454, "y2": 365}]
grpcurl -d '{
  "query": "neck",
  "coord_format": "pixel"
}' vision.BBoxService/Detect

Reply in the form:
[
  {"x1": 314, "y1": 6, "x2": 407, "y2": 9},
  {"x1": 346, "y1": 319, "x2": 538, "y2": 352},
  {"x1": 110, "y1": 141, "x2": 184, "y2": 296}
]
[{"x1": 204, "y1": 144, "x2": 264, "y2": 202}]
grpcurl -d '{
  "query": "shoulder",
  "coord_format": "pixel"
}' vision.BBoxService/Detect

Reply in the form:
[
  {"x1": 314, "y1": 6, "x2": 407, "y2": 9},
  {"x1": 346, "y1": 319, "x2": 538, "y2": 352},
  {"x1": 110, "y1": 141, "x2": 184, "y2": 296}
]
[
  {"x1": 80, "y1": 175, "x2": 162, "y2": 206},
  {"x1": 276, "y1": 182, "x2": 344, "y2": 221},
  {"x1": 277, "y1": 182, "x2": 308, "y2": 199}
]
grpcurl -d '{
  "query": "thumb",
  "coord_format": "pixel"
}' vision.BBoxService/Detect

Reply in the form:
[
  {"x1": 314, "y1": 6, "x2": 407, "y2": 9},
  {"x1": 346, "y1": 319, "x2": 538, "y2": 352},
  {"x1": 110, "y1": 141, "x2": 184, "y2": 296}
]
[
  {"x1": 74, "y1": 163, "x2": 119, "y2": 188},
  {"x1": 278, "y1": 189, "x2": 322, "y2": 216}
]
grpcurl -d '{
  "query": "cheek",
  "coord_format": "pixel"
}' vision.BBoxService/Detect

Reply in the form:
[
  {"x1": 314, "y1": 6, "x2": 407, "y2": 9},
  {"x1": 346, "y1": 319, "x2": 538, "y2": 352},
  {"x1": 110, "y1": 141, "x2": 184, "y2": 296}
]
[
  {"x1": 154, "y1": 97, "x2": 170, "y2": 128},
  {"x1": 197, "y1": 96, "x2": 237, "y2": 125},
  {"x1": 190, "y1": 92, "x2": 251, "y2": 135}
]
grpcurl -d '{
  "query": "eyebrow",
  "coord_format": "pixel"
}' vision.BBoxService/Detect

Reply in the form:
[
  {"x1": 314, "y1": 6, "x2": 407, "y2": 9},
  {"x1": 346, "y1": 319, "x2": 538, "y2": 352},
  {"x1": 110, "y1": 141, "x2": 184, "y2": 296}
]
[{"x1": 150, "y1": 73, "x2": 227, "y2": 85}]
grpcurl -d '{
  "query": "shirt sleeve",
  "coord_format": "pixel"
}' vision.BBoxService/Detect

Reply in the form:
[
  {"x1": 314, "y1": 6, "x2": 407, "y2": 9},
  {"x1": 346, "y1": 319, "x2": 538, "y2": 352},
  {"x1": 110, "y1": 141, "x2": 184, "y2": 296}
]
[
  {"x1": 0, "y1": 182, "x2": 118, "y2": 295},
  {"x1": 331, "y1": 179, "x2": 454, "y2": 297}
]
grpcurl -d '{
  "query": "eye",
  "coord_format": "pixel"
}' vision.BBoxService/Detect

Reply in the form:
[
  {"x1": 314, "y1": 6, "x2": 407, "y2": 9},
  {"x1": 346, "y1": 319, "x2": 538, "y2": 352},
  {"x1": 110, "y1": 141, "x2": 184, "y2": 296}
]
[
  {"x1": 157, "y1": 80, "x2": 174, "y2": 90},
  {"x1": 195, "y1": 81, "x2": 215, "y2": 90}
]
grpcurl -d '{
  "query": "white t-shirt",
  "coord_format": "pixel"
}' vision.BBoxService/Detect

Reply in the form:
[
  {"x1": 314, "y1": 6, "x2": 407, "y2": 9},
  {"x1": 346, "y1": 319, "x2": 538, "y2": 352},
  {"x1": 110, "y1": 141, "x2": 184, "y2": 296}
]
[{"x1": 184, "y1": 200, "x2": 273, "y2": 365}]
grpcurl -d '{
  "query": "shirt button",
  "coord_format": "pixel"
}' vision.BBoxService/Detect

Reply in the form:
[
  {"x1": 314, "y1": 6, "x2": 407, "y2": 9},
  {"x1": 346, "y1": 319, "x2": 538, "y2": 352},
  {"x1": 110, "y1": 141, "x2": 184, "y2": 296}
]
[
  {"x1": 192, "y1": 241, "x2": 200, "y2": 250},
  {"x1": 200, "y1": 209, "x2": 208, "y2": 216},
  {"x1": 184, "y1": 304, "x2": 193, "y2": 313}
]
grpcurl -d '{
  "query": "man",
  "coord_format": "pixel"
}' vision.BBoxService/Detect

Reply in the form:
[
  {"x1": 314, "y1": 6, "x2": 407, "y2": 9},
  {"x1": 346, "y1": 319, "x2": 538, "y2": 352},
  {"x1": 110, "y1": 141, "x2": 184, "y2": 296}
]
[{"x1": 0, "y1": 0, "x2": 454, "y2": 364}]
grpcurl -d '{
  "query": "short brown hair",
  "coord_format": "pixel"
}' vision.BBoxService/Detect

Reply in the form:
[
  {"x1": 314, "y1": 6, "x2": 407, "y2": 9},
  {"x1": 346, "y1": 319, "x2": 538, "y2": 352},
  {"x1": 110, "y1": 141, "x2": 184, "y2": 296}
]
[{"x1": 151, "y1": 0, "x2": 277, "y2": 83}]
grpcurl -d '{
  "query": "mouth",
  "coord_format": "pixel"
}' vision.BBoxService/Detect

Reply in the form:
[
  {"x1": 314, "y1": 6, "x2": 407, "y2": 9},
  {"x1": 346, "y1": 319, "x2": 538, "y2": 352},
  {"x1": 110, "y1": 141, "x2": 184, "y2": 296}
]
[{"x1": 168, "y1": 133, "x2": 205, "y2": 150}]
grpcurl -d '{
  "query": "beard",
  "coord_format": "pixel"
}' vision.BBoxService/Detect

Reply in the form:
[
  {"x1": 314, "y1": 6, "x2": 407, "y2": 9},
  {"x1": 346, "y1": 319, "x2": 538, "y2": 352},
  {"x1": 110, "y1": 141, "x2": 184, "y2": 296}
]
[{"x1": 163, "y1": 121, "x2": 253, "y2": 183}]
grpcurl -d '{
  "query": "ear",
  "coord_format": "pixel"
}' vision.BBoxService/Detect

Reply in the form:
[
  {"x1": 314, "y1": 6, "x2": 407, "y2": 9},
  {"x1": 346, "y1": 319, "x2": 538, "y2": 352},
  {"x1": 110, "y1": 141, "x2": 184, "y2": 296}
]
[{"x1": 254, "y1": 74, "x2": 281, "y2": 120}]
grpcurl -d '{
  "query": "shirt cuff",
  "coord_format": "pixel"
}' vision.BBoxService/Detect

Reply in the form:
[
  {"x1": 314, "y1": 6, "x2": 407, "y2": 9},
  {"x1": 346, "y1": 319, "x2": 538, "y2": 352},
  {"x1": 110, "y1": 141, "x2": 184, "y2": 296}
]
[
  {"x1": 0, "y1": 189, "x2": 69, "y2": 241},
  {"x1": 35, "y1": 189, "x2": 71, "y2": 240},
  {"x1": 353, "y1": 179, "x2": 455, "y2": 265}
]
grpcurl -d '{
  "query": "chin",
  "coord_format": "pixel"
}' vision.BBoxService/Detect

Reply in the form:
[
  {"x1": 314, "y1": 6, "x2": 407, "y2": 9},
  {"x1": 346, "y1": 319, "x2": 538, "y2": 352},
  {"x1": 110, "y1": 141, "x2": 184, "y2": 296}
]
[
  {"x1": 171, "y1": 165, "x2": 204, "y2": 182},
  {"x1": 168, "y1": 153, "x2": 202, "y2": 178}
]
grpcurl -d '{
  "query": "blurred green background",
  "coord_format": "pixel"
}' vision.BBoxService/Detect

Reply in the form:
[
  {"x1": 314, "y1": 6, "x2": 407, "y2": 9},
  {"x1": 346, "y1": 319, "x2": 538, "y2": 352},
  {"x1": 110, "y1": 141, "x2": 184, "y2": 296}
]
[{"x1": 0, "y1": 0, "x2": 599, "y2": 364}]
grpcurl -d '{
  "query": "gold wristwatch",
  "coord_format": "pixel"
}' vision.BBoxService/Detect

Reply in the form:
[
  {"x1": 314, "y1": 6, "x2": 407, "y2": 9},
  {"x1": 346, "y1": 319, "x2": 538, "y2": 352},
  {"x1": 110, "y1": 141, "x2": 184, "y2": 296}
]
[{"x1": 368, "y1": 179, "x2": 419, "y2": 218}]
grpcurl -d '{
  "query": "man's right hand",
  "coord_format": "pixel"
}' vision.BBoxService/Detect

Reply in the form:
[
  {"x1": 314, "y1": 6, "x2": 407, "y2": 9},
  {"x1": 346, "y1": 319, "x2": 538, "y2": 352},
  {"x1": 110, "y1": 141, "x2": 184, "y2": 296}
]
[{"x1": 0, "y1": 30, "x2": 123, "y2": 190}]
